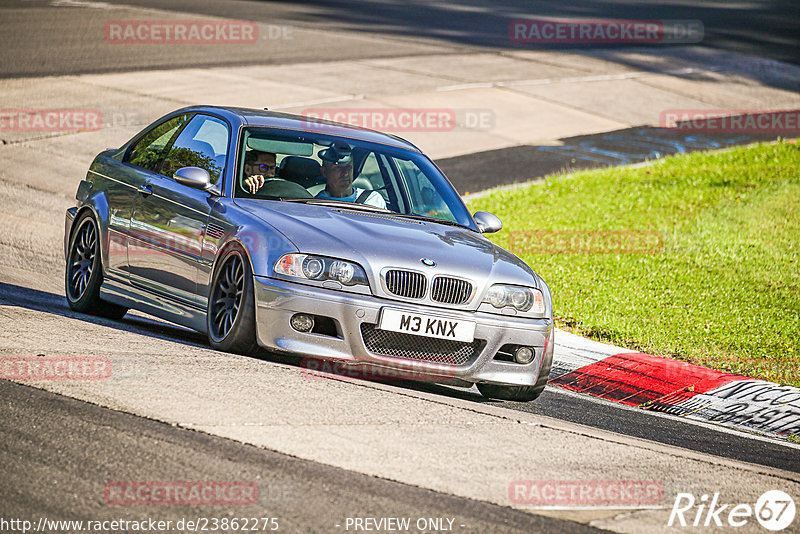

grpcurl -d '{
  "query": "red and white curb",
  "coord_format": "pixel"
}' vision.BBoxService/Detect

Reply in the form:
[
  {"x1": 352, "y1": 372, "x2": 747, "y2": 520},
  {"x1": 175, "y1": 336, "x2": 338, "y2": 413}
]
[{"x1": 551, "y1": 330, "x2": 800, "y2": 440}]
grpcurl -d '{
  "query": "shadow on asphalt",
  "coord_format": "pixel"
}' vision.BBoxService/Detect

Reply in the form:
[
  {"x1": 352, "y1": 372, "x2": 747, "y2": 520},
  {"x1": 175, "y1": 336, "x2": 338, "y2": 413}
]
[
  {"x1": 437, "y1": 125, "x2": 787, "y2": 194},
  {"x1": 266, "y1": 0, "x2": 800, "y2": 67},
  {"x1": 0, "y1": 282, "x2": 482, "y2": 400},
  {"x1": 0, "y1": 282, "x2": 209, "y2": 348}
]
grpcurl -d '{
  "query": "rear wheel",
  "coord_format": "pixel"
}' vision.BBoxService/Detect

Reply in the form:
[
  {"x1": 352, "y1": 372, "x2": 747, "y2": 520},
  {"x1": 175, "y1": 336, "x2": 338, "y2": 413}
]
[
  {"x1": 65, "y1": 212, "x2": 128, "y2": 319},
  {"x1": 207, "y1": 246, "x2": 258, "y2": 354}
]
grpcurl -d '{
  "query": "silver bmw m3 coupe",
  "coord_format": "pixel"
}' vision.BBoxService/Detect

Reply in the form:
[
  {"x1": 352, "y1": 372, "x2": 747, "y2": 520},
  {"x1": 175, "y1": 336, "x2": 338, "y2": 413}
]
[{"x1": 64, "y1": 106, "x2": 553, "y2": 401}]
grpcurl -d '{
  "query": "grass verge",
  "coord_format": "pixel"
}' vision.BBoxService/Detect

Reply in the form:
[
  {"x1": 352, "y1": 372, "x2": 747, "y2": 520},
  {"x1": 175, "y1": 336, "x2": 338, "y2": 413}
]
[{"x1": 469, "y1": 139, "x2": 799, "y2": 387}]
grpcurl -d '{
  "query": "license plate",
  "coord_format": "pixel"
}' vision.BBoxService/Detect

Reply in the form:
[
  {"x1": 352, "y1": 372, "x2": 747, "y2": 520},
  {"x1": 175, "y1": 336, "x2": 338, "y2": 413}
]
[{"x1": 378, "y1": 308, "x2": 476, "y2": 342}]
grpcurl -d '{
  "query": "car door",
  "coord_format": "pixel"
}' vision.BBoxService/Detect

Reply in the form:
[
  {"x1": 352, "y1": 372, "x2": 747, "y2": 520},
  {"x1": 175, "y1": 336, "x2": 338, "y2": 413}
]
[
  {"x1": 128, "y1": 114, "x2": 229, "y2": 309},
  {"x1": 106, "y1": 113, "x2": 191, "y2": 279}
]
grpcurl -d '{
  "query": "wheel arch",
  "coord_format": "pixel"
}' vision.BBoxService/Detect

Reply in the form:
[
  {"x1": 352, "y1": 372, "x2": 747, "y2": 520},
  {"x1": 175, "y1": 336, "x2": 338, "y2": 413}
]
[
  {"x1": 209, "y1": 237, "x2": 256, "y2": 283},
  {"x1": 66, "y1": 204, "x2": 103, "y2": 259}
]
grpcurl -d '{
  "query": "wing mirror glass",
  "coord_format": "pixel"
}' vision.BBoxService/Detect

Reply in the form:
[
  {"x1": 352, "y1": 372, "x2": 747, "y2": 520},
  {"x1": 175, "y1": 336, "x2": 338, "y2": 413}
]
[
  {"x1": 473, "y1": 211, "x2": 502, "y2": 233},
  {"x1": 174, "y1": 167, "x2": 212, "y2": 190}
]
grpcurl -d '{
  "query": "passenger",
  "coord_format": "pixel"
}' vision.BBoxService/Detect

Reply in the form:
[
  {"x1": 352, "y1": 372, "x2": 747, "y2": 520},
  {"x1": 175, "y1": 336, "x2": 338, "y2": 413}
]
[
  {"x1": 242, "y1": 150, "x2": 277, "y2": 194},
  {"x1": 316, "y1": 142, "x2": 387, "y2": 209}
]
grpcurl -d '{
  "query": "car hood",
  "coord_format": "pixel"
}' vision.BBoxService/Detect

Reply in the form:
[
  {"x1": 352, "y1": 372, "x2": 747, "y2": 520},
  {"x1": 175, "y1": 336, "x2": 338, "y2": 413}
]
[{"x1": 236, "y1": 200, "x2": 540, "y2": 295}]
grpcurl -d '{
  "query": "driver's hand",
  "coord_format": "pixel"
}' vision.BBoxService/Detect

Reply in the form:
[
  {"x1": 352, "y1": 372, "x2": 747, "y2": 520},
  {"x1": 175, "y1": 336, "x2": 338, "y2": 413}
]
[{"x1": 244, "y1": 174, "x2": 265, "y2": 194}]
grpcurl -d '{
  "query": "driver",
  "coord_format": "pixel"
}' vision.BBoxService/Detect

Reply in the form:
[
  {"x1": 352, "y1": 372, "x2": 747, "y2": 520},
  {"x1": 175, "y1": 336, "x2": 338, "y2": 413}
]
[
  {"x1": 242, "y1": 150, "x2": 277, "y2": 194},
  {"x1": 315, "y1": 142, "x2": 386, "y2": 209}
]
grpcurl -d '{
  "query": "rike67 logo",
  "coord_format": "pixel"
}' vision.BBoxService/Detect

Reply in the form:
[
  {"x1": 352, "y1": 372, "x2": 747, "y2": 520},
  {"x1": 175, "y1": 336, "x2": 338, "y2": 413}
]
[{"x1": 668, "y1": 490, "x2": 796, "y2": 531}]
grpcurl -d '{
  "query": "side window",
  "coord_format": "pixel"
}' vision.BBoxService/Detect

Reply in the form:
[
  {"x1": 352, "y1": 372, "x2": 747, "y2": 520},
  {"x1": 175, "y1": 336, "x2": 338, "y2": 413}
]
[
  {"x1": 393, "y1": 157, "x2": 456, "y2": 222},
  {"x1": 160, "y1": 115, "x2": 229, "y2": 184},
  {"x1": 357, "y1": 152, "x2": 398, "y2": 209},
  {"x1": 357, "y1": 152, "x2": 382, "y2": 186},
  {"x1": 126, "y1": 114, "x2": 191, "y2": 172}
]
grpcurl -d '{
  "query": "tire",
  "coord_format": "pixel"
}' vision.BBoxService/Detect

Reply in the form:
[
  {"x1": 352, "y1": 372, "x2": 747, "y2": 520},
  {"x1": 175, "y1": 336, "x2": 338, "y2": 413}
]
[
  {"x1": 65, "y1": 211, "x2": 128, "y2": 320},
  {"x1": 477, "y1": 329, "x2": 554, "y2": 402},
  {"x1": 207, "y1": 245, "x2": 258, "y2": 355}
]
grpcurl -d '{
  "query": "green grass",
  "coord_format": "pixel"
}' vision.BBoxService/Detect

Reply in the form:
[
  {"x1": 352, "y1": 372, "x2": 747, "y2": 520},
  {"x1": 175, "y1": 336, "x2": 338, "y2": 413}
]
[{"x1": 469, "y1": 139, "x2": 800, "y2": 386}]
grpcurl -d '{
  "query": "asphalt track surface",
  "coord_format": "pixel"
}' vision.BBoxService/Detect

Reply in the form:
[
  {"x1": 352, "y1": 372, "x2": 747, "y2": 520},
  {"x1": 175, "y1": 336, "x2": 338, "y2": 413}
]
[
  {"x1": 0, "y1": 379, "x2": 606, "y2": 533},
  {"x1": 2, "y1": 1, "x2": 799, "y2": 529},
  {"x1": 2, "y1": 282, "x2": 798, "y2": 476},
  {"x1": 1, "y1": 0, "x2": 797, "y2": 78}
]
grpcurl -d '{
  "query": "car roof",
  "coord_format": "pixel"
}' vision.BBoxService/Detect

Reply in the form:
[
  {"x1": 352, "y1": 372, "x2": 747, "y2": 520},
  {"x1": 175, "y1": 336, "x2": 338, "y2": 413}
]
[{"x1": 180, "y1": 105, "x2": 422, "y2": 153}]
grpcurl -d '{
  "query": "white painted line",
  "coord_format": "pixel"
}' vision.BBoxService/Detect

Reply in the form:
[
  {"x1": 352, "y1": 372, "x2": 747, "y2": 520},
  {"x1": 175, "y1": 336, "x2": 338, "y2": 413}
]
[
  {"x1": 437, "y1": 67, "x2": 724, "y2": 92},
  {"x1": 517, "y1": 505, "x2": 666, "y2": 511},
  {"x1": 50, "y1": 0, "x2": 124, "y2": 8}
]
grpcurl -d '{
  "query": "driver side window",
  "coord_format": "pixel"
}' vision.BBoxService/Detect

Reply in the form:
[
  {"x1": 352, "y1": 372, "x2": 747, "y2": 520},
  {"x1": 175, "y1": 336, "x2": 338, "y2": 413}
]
[
  {"x1": 160, "y1": 115, "x2": 229, "y2": 185},
  {"x1": 126, "y1": 114, "x2": 191, "y2": 172}
]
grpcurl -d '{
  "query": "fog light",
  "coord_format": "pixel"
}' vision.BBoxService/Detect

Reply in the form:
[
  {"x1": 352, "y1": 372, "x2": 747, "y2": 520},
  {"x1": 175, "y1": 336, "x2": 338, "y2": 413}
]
[
  {"x1": 515, "y1": 346, "x2": 534, "y2": 364},
  {"x1": 290, "y1": 313, "x2": 314, "y2": 333}
]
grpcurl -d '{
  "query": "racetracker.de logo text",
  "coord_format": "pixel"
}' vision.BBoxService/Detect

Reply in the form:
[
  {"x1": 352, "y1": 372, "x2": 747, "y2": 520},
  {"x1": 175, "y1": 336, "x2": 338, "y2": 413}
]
[
  {"x1": 509, "y1": 480, "x2": 664, "y2": 507},
  {"x1": 509, "y1": 18, "x2": 703, "y2": 44},
  {"x1": 660, "y1": 109, "x2": 800, "y2": 134},
  {"x1": 1, "y1": 356, "x2": 111, "y2": 381},
  {"x1": 104, "y1": 481, "x2": 259, "y2": 506},
  {"x1": 104, "y1": 20, "x2": 258, "y2": 44},
  {"x1": 0, "y1": 108, "x2": 102, "y2": 133}
]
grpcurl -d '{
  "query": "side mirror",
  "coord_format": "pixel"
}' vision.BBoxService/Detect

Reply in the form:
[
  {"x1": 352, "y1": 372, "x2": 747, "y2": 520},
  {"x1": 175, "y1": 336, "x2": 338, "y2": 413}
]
[
  {"x1": 473, "y1": 211, "x2": 502, "y2": 233},
  {"x1": 174, "y1": 167, "x2": 212, "y2": 190}
]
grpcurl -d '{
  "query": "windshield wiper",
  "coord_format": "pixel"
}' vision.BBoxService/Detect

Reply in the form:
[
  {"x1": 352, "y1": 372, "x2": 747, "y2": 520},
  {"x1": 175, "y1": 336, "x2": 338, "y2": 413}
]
[
  {"x1": 278, "y1": 198, "x2": 394, "y2": 213},
  {"x1": 260, "y1": 197, "x2": 472, "y2": 228},
  {"x1": 391, "y1": 213, "x2": 471, "y2": 229}
]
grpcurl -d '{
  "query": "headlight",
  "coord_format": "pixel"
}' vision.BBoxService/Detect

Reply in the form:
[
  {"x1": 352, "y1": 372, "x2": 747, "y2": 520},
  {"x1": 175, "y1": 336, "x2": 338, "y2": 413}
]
[
  {"x1": 483, "y1": 285, "x2": 545, "y2": 314},
  {"x1": 274, "y1": 253, "x2": 369, "y2": 287}
]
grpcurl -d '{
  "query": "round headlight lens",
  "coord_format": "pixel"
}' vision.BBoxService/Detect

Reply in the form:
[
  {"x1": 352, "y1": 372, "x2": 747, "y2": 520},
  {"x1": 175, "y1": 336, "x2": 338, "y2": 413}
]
[
  {"x1": 330, "y1": 260, "x2": 355, "y2": 284},
  {"x1": 302, "y1": 257, "x2": 324, "y2": 279},
  {"x1": 485, "y1": 286, "x2": 505, "y2": 308},
  {"x1": 510, "y1": 288, "x2": 533, "y2": 310}
]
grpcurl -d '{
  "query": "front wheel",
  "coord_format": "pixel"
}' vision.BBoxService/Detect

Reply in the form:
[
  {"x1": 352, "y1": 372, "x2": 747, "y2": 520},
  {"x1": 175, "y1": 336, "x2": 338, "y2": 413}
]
[
  {"x1": 207, "y1": 246, "x2": 258, "y2": 355},
  {"x1": 65, "y1": 212, "x2": 128, "y2": 320}
]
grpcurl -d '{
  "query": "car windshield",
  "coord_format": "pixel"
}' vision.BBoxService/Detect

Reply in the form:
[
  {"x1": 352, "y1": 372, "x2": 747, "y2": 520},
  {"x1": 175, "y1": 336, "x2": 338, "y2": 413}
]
[{"x1": 235, "y1": 128, "x2": 476, "y2": 230}]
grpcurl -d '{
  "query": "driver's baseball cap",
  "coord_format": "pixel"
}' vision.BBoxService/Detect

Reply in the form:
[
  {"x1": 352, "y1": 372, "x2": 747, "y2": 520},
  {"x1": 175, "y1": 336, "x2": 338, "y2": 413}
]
[{"x1": 318, "y1": 141, "x2": 352, "y2": 164}]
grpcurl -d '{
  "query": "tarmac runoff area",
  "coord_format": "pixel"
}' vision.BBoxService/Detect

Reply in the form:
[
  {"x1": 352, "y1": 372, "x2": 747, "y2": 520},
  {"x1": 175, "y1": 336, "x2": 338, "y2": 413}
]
[
  {"x1": 2, "y1": 45, "x2": 800, "y2": 198},
  {"x1": 1, "y1": 47, "x2": 800, "y2": 531}
]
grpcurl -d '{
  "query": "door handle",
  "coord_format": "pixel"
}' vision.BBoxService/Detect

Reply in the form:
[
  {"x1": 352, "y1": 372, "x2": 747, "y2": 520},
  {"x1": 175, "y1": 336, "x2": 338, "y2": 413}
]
[{"x1": 138, "y1": 184, "x2": 153, "y2": 197}]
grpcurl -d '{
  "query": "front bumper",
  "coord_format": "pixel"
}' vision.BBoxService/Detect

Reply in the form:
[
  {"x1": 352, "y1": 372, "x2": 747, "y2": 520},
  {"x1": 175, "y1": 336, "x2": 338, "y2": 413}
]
[{"x1": 253, "y1": 276, "x2": 553, "y2": 387}]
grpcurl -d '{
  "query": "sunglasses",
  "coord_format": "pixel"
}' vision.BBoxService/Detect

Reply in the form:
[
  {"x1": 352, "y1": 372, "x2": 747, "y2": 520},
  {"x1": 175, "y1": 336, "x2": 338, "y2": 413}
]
[{"x1": 247, "y1": 162, "x2": 276, "y2": 172}]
